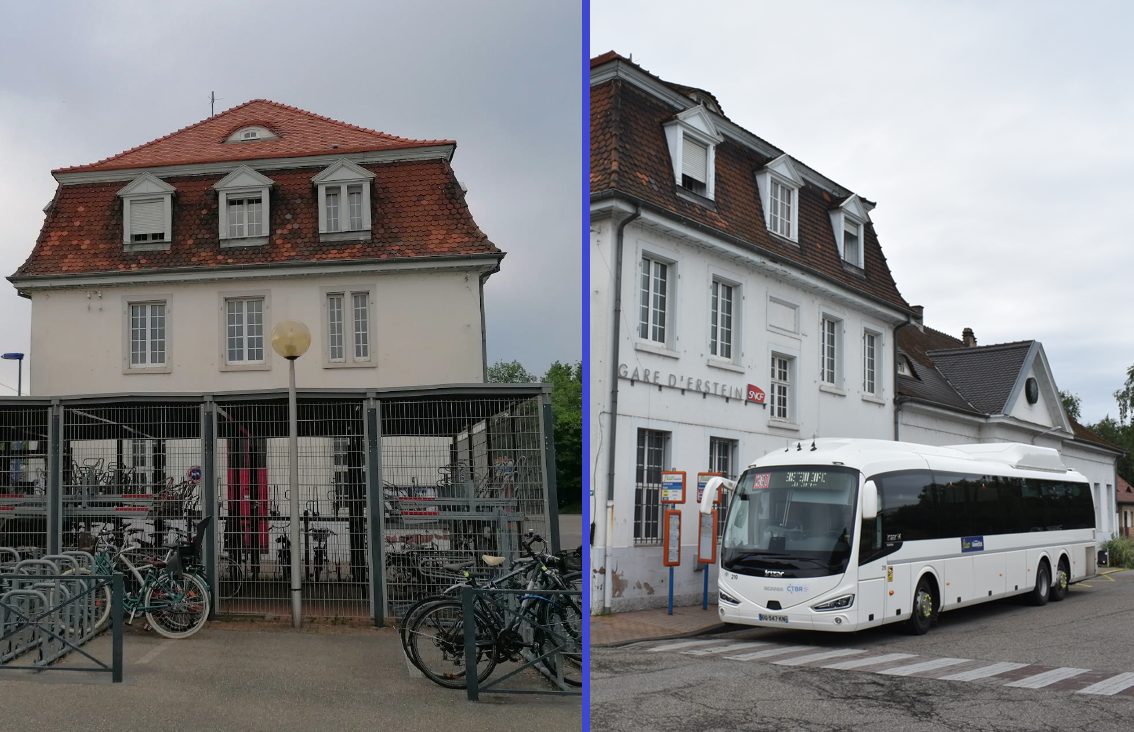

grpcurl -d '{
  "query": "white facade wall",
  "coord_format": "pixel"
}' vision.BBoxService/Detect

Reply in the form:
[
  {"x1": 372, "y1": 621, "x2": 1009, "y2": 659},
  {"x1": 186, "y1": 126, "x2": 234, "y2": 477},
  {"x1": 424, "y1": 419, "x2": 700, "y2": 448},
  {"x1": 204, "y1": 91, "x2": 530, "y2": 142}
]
[
  {"x1": 591, "y1": 210, "x2": 906, "y2": 613},
  {"x1": 25, "y1": 269, "x2": 485, "y2": 396}
]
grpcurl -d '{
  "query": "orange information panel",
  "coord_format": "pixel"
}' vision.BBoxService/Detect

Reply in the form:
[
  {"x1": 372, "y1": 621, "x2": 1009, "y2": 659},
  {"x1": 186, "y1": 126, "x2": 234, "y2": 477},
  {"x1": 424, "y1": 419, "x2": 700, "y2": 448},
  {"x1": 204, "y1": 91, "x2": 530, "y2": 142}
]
[
  {"x1": 697, "y1": 509, "x2": 718, "y2": 564},
  {"x1": 663, "y1": 509, "x2": 681, "y2": 566},
  {"x1": 661, "y1": 471, "x2": 685, "y2": 504}
]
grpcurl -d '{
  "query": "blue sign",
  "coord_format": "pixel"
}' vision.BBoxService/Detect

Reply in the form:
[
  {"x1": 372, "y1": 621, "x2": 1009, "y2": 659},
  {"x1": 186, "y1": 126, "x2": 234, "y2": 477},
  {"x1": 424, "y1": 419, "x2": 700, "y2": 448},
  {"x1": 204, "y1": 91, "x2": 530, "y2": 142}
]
[
  {"x1": 187, "y1": 466, "x2": 203, "y2": 483},
  {"x1": 961, "y1": 536, "x2": 985, "y2": 553}
]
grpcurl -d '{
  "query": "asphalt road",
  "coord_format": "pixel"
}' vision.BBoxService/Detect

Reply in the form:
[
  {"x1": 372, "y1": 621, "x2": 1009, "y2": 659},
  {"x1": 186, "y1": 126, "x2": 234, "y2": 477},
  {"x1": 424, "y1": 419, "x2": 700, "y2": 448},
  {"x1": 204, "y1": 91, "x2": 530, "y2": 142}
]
[{"x1": 592, "y1": 571, "x2": 1134, "y2": 731}]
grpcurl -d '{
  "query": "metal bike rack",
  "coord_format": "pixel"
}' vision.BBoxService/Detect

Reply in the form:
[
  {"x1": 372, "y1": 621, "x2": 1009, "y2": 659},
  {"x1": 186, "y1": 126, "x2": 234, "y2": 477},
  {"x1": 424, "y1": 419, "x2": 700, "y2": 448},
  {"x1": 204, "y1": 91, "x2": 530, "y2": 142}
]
[
  {"x1": 0, "y1": 548, "x2": 124, "y2": 682},
  {"x1": 460, "y1": 586, "x2": 582, "y2": 701}
]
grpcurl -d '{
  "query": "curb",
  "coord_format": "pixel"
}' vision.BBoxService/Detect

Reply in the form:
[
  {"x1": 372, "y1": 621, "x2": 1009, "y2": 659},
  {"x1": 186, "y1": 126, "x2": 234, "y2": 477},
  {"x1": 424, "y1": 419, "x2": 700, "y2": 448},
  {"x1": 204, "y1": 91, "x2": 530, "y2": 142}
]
[{"x1": 593, "y1": 622, "x2": 733, "y2": 649}]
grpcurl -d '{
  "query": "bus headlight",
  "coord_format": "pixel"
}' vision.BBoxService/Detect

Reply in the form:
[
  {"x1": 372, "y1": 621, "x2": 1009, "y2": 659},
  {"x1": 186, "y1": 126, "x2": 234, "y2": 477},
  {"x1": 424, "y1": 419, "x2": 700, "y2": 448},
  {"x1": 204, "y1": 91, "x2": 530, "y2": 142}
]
[
  {"x1": 811, "y1": 594, "x2": 854, "y2": 612},
  {"x1": 719, "y1": 591, "x2": 741, "y2": 605}
]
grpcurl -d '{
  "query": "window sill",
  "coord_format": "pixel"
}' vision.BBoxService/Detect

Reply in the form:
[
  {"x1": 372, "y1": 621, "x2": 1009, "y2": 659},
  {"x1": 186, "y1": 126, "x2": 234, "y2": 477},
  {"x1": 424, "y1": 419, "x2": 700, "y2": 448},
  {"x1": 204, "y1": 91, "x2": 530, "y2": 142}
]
[
  {"x1": 767, "y1": 419, "x2": 800, "y2": 432},
  {"x1": 819, "y1": 383, "x2": 846, "y2": 397},
  {"x1": 123, "y1": 365, "x2": 172, "y2": 375},
  {"x1": 323, "y1": 360, "x2": 377, "y2": 369},
  {"x1": 319, "y1": 231, "x2": 373, "y2": 244},
  {"x1": 767, "y1": 231, "x2": 799, "y2": 248},
  {"x1": 634, "y1": 342, "x2": 680, "y2": 360},
  {"x1": 676, "y1": 186, "x2": 715, "y2": 209},
  {"x1": 706, "y1": 358, "x2": 745, "y2": 374},
  {"x1": 220, "y1": 361, "x2": 271, "y2": 372},
  {"x1": 862, "y1": 394, "x2": 887, "y2": 406},
  {"x1": 125, "y1": 241, "x2": 172, "y2": 253},
  {"x1": 220, "y1": 236, "x2": 269, "y2": 249},
  {"x1": 841, "y1": 260, "x2": 866, "y2": 277}
]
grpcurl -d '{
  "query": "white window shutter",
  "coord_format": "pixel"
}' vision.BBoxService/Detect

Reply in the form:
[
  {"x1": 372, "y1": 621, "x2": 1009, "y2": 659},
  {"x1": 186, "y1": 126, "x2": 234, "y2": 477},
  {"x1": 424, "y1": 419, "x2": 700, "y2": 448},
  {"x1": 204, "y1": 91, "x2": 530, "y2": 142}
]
[
  {"x1": 682, "y1": 137, "x2": 708, "y2": 183},
  {"x1": 131, "y1": 199, "x2": 165, "y2": 236}
]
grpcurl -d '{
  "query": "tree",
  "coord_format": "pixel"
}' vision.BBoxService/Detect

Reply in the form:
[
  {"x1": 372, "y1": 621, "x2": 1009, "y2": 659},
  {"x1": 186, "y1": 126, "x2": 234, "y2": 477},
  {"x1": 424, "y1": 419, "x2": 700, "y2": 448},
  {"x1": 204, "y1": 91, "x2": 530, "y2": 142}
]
[
  {"x1": 487, "y1": 360, "x2": 537, "y2": 384},
  {"x1": 1086, "y1": 415, "x2": 1134, "y2": 487},
  {"x1": 1060, "y1": 390, "x2": 1082, "y2": 422},
  {"x1": 544, "y1": 361, "x2": 582, "y2": 513}
]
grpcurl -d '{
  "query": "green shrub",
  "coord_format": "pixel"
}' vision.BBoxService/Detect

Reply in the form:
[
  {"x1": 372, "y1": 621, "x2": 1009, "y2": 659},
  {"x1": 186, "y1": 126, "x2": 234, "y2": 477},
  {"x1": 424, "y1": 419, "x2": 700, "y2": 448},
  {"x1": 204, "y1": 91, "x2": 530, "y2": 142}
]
[{"x1": 1102, "y1": 534, "x2": 1134, "y2": 569}]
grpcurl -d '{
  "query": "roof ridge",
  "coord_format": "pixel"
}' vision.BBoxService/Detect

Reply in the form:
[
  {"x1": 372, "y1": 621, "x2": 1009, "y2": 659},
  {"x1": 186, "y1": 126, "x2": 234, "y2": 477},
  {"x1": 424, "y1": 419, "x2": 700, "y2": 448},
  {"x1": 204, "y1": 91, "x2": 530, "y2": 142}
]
[
  {"x1": 928, "y1": 339, "x2": 1035, "y2": 356},
  {"x1": 923, "y1": 325, "x2": 962, "y2": 343},
  {"x1": 53, "y1": 99, "x2": 453, "y2": 174}
]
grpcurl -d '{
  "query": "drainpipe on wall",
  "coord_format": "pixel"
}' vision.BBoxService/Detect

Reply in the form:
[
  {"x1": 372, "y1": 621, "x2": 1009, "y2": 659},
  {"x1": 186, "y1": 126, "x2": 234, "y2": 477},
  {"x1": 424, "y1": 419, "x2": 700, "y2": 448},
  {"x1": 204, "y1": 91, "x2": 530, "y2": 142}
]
[
  {"x1": 893, "y1": 316, "x2": 915, "y2": 441},
  {"x1": 601, "y1": 205, "x2": 640, "y2": 615},
  {"x1": 478, "y1": 262, "x2": 501, "y2": 382}
]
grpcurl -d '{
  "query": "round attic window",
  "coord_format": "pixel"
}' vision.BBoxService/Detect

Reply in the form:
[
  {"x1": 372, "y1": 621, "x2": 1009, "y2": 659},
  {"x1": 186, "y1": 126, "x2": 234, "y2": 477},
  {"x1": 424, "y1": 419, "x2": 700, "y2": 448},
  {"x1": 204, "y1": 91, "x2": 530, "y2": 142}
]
[
  {"x1": 1025, "y1": 377, "x2": 1039, "y2": 405},
  {"x1": 225, "y1": 126, "x2": 278, "y2": 143}
]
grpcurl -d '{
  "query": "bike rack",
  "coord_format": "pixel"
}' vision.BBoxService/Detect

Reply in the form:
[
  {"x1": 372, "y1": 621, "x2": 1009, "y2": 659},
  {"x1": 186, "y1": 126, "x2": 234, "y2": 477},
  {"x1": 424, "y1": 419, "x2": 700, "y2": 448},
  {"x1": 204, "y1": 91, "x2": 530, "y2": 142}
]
[
  {"x1": 0, "y1": 548, "x2": 124, "y2": 682},
  {"x1": 460, "y1": 586, "x2": 581, "y2": 701}
]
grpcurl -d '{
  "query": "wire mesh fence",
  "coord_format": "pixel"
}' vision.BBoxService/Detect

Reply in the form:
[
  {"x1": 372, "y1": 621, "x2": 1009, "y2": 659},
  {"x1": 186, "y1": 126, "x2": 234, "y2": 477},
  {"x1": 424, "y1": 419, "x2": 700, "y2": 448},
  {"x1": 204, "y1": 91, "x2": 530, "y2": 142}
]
[{"x1": 0, "y1": 387, "x2": 553, "y2": 623}]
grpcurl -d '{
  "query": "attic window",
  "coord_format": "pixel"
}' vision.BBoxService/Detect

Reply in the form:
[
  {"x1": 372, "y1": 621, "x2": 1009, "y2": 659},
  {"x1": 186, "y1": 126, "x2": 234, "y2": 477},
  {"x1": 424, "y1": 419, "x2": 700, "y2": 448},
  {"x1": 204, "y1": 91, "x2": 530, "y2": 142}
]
[
  {"x1": 898, "y1": 357, "x2": 912, "y2": 376},
  {"x1": 225, "y1": 126, "x2": 278, "y2": 143}
]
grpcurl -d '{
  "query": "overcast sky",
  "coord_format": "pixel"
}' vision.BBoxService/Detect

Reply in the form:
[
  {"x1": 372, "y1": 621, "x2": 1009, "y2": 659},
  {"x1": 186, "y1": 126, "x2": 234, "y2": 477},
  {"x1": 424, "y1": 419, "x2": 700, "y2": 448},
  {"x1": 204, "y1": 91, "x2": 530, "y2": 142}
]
[
  {"x1": 0, "y1": 0, "x2": 580, "y2": 394},
  {"x1": 593, "y1": 0, "x2": 1134, "y2": 425}
]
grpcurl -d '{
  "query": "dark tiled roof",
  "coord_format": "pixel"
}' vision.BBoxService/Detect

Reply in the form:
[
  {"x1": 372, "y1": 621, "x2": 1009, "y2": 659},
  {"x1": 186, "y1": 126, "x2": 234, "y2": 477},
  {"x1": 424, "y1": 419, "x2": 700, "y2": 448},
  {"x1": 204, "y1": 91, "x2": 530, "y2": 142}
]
[
  {"x1": 1069, "y1": 418, "x2": 1123, "y2": 453},
  {"x1": 12, "y1": 160, "x2": 498, "y2": 279},
  {"x1": 896, "y1": 325, "x2": 978, "y2": 412},
  {"x1": 899, "y1": 325, "x2": 964, "y2": 369},
  {"x1": 55, "y1": 100, "x2": 449, "y2": 174},
  {"x1": 1117, "y1": 477, "x2": 1134, "y2": 504},
  {"x1": 590, "y1": 61, "x2": 910, "y2": 313},
  {"x1": 927, "y1": 341, "x2": 1034, "y2": 415}
]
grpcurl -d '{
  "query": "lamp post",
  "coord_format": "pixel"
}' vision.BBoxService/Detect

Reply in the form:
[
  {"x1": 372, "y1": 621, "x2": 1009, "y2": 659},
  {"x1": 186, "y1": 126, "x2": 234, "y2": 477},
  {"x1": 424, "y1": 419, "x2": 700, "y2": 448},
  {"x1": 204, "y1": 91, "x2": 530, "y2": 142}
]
[
  {"x1": 270, "y1": 320, "x2": 310, "y2": 629},
  {"x1": 1, "y1": 353, "x2": 24, "y2": 396}
]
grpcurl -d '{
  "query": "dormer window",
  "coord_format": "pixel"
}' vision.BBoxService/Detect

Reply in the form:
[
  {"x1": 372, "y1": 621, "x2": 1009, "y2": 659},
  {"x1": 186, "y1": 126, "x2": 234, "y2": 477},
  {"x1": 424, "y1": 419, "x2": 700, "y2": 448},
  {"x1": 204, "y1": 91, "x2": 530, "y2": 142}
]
[
  {"x1": 663, "y1": 106, "x2": 723, "y2": 201},
  {"x1": 118, "y1": 173, "x2": 176, "y2": 252},
  {"x1": 214, "y1": 165, "x2": 273, "y2": 247},
  {"x1": 224, "y1": 126, "x2": 279, "y2": 143},
  {"x1": 312, "y1": 159, "x2": 374, "y2": 241},
  {"x1": 755, "y1": 155, "x2": 804, "y2": 243},
  {"x1": 829, "y1": 194, "x2": 871, "y2": 270}
]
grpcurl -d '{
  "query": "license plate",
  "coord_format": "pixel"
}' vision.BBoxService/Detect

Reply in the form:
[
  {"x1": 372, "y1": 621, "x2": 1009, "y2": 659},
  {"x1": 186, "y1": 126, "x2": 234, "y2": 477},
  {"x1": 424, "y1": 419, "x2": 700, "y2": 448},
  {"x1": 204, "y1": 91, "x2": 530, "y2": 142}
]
[{"x1": 759, "y1": 614, "x2": 788, "y2": 623}]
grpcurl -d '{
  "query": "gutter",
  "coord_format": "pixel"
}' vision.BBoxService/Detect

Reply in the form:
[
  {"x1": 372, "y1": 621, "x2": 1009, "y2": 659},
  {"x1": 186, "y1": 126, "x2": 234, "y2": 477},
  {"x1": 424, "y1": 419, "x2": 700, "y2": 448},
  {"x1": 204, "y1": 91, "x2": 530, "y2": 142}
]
[
  {"x1": 601, "y1": 204, "x2": 640, "y2": 615},
  {"x1": 892, "y1": 316, "x2": 916, "y2": 441},
  {"x1": 478, "y1": 260, "x2": 501, "y2": 382}
]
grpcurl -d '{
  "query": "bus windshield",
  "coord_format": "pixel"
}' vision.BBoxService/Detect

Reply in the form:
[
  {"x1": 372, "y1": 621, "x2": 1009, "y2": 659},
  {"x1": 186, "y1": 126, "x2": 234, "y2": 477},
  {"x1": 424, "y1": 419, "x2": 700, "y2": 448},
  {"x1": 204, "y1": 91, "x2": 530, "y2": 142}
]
[{"x1": 721, "y1": 466, "x2": 859, "y2": 577}]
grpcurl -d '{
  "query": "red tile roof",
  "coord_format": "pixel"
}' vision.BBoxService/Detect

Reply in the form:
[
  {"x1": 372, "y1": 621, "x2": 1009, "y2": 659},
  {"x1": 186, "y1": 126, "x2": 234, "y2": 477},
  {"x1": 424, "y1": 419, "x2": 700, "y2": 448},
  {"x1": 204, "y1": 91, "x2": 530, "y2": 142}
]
[
  {"x1": 1117, "y1": 477, "x2": 1134, "y2": 505},
  {"x1": 12, "y1": 159, "x2": 498, "y2": 279},
  {"x1": 591, "y1": 65, "x2": 910, "y2": 312},
  {"x1": 55, "y1": 100, "x2": 452, "y2": 174}
]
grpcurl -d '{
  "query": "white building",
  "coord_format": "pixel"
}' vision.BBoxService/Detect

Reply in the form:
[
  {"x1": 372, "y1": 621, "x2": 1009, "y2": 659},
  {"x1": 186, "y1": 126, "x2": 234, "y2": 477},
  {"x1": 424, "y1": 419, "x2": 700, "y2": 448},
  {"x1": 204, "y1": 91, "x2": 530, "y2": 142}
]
[
  {"x1": 590, "y1": 53, "x2": 914, "y2": 613},
  {"x1": 8, "y1": 99, "x2": 501, "y2": 395}
]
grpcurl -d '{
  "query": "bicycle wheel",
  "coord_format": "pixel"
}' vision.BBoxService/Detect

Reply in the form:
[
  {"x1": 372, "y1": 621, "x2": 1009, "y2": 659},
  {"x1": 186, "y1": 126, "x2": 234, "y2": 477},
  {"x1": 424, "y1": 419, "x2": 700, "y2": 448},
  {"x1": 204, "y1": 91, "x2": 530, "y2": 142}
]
[
  {"x1": 63, "y1": 567, "x2": 113, "y2": 631},
  {"x1": 406, "y1": 601, "x2": 497, "y2": 689},
  {"x1": 536, "y1": 598, "x2": 582, "y2": 687},
  {"x1": 398, "y1": 594, "x2": 450, "y2": 661},
  {"x1": 144, "y1": 572, "x2": 210, "y2": 639},
  {"x1": 219, "y1": 556, "x2": 243, "y2": 599}
]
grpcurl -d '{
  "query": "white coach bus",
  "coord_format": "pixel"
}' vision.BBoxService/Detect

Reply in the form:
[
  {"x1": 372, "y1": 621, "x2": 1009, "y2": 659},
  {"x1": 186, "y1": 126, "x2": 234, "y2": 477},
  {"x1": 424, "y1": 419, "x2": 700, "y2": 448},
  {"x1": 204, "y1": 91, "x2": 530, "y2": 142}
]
[{"x1": 699, "y1": 439, "x2": 1097, "y2": 635}]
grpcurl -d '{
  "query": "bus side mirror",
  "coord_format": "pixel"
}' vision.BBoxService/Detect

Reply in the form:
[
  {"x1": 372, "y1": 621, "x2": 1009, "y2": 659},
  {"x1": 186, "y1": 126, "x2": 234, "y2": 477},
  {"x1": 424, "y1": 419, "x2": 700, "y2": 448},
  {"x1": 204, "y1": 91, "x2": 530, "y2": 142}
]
[
  {"x1": 862, "y1": 480, "x2": 879, "y2": 520},
  {"x1": 700, "y1": 477, "x2": 724, "y2": 514}
]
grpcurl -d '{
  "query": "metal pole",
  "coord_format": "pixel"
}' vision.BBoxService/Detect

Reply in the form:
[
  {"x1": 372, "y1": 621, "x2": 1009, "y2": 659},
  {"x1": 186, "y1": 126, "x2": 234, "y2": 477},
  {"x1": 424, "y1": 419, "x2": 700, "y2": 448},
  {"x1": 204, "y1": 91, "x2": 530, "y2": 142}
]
[
  {"x1": 16, "y1": 359, "x2": 21, "y2": 396},
  {"x1": 668, "y1": 566, "x2": 674, "y2": 615},
  {"x1": 703, "y1": 566, "x2": 708, "y2": 610},
  {"x1": 288, "y1": 358, "x2": 301, "y2": 629}
]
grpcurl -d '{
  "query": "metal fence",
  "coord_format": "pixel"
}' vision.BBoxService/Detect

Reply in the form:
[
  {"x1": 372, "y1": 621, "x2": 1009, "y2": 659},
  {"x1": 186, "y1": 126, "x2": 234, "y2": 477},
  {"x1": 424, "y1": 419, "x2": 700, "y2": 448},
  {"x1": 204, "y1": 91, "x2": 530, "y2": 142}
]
[{"x1": 0, "y1": 386, "x2": 557, "y2": 624}]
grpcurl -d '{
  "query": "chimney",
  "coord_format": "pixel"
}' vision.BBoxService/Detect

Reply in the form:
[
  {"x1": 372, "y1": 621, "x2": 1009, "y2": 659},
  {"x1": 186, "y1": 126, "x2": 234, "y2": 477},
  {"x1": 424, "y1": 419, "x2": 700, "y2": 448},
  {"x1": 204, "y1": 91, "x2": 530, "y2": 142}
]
[
  {"x1": 962, "y1": 328, "x2": 977, "y2": 348},
  {"x1": 911, "y1": 305, "x2": 924, "y2": 331}
]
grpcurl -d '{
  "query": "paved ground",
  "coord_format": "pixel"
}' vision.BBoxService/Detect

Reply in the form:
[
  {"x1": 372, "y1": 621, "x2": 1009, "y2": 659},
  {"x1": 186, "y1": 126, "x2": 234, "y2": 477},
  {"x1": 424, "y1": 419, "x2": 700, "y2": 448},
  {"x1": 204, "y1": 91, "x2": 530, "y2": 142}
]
[
  {"x1": 592, "y1": 570, "x2": 1134, "y2": 731},
  {"x1": 1, "y1": 624, "x2": 580, "y2": 732},
  {"x1": 590, "y1": 603, "x2": 723, "y2": 646}
]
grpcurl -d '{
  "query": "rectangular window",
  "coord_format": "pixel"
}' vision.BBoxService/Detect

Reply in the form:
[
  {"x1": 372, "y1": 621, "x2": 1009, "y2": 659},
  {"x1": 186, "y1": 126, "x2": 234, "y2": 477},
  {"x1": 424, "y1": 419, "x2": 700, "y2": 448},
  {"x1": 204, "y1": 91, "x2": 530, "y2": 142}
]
[
  {"x1": 844, "y1": 220, "x2": 860, "y2": 266},
  {"x1": 634, "y1": 429, "x2": 668, "y2": 544},
  {"x1": 709, "y1": 281, "x2": 733, "y2": 360},
  {"x1": 326, "y1": 290, "x2": 371, "y2": 363},
  {"x1": 770, "y1": 180, "x2": 793, "y2": 238},
  {"x1": 328, "y1": 294, "x2": 345, "y2": 362},
  {"x1": 129, "y1": 302, "x2": 166, "y2": 367},
  {"x1": 681, "y1": 136, "x2": 708, "y2": 194},
  {"x1": 347, "y1": 185, "x2": 363, "y2": 230},
  {"x1": 864, "y1": 331, "x2": 877, "y2": 394},
  {"x1": 639, "y1": 257, "x2": 668, "y2": 344},
  {"x1": 821, "y1": 317, "x2": 838, "y2": 385},
  {"x1": 228, "y1": 196, "x2": 263, "y2": 238},
  {"x1": 709, "y1": 437, "x2": 736, "y2": 538},
  {"x1": 226, "y1": 298, "x2": 264, "y2": 363},
  {"x1": 771, "y1": 355, "x2": 790, "y2": 420},
  {"x1": 326, "y1": 188, "x2": 340, "y2": 232},
  {"x1": 130, "y1": 199, "x2": 165, "y2": 242}
]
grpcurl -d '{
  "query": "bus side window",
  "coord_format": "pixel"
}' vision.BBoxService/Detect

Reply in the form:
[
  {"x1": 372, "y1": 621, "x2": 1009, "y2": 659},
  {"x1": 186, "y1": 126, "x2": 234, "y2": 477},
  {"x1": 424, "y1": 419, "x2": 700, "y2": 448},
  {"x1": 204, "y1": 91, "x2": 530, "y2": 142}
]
[{"x1": 879, "y1": 470, "x2": 936, "y2": 541}]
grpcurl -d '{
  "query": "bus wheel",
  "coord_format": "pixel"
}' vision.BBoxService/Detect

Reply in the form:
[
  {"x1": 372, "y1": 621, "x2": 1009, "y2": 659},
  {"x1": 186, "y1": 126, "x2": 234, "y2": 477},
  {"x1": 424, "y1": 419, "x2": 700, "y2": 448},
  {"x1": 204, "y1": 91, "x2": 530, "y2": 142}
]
[
  {"x1": 1049, "y1": 558, "x2": 1069, "y2": 602},
  {"x1": 906, "y1": 577, "x2": 934, "y2": 635},
  {"x1": 1029, "y1": 562, "x2": 1051, "y2": 606}
]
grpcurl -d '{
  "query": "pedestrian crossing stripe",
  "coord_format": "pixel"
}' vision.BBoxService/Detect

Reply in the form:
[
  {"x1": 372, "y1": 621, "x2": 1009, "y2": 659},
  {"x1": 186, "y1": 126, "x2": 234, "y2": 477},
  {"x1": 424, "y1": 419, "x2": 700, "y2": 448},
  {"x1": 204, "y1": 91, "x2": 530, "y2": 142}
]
[{"x1": 641, "y1": 641, "x2": 1134, "y2": 696}]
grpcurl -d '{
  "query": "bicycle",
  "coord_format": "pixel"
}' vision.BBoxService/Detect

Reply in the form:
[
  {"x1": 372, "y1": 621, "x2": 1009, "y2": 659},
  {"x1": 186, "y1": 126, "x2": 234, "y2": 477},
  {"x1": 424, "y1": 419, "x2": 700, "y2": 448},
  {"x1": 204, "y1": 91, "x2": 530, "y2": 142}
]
[
  {"x1": 69, "y1": 524, "x2": 211, "y2": 639},
  {"x1": 403, "y1": 532, "x2": 582, "y2": 689}
]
